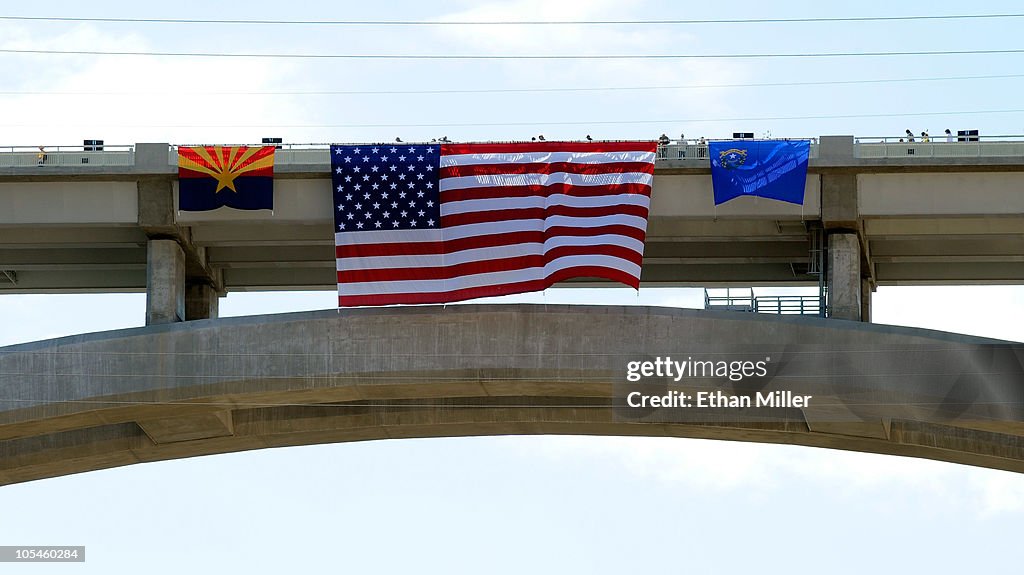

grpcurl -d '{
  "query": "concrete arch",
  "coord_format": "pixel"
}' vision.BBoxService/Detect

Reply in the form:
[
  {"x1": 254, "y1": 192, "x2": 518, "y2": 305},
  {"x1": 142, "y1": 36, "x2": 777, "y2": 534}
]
[{"x1": 1, "y1": 305, "x2": 1023, "y2": 485}]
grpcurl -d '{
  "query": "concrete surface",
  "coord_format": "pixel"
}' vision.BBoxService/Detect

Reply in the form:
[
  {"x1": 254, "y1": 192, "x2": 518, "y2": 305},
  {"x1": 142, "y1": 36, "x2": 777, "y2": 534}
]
[
  {"x1": 4, "y1": 137, "x2": 1024, "y2": 296},
  {"x1": 827, "y1": 233, "x2": 862, "y2": 320},
  {"x1": 145, "y1": 239, "x2": 184, "y2": 325},
  {"x1": 0, "y1": 305, "x2": 1022, "y2": 486}
]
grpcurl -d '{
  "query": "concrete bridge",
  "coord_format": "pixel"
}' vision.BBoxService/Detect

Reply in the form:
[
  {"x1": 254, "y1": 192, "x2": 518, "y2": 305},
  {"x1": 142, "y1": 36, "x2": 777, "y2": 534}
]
[
  {"x1": 3, "y1": 136, "x2": 1024, "y2": 324},
  {"x1": 3, "y1": 137, "x2": 1024, "y2": 484},
  {"x1": 1, "y1": 305, "x2": 1022, "y2": 485}
]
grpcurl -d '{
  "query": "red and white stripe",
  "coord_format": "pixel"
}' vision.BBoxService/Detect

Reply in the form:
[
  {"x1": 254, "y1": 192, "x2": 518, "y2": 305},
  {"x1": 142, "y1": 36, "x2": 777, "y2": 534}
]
[{"x1": 336, "y1": 141, "x2": 656, "y2": 306}]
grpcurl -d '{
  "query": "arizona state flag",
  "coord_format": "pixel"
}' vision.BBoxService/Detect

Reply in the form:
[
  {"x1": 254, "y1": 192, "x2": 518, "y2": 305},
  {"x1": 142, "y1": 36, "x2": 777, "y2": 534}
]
[{"x1": 178, "y1": 146, "x2": 275, "y2": 211}]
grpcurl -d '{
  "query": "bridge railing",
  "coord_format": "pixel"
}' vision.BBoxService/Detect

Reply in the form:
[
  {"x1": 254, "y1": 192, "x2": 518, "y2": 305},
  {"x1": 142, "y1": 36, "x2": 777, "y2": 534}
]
[
  {"x1": 0, "y1": 144, "x2": 135, "y2": 167},
  {"x1": 167, "y1": 143, "x2": 333, "y2": 166},
  {"x1": 657, "y1": 142, "x2": 710, "y2": 161},
  {"x1": 753, "y1": 295, "x2": 823, "y2": 316},
  {"x1": 705, "y1": 288, "x2": 823, "y2": 317},
  {"x1": 855, "y1": 134, "x2": 1024, "y2": 158},
  {"x1": 704, "y1": 288, "x2": 755, "y2": 312},
  {"x1": 656, "y1": 139, "x2": 820, "y2": 162},
  {"x1": 6, "y1": 137, "x2": 1024, "y2": 169}
]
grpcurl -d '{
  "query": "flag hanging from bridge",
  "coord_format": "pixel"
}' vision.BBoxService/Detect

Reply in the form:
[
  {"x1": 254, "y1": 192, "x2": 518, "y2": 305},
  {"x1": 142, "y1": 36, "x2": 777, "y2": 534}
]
[
  {"x1": 177, "y1": 146, "x2": 275, "y2": 211},
  {"x1": 709, "y1": 139, "x2": 810, "y2": 205},
  {"x1": 331, "y1": 141, "x2": 656, "y2": 307}
]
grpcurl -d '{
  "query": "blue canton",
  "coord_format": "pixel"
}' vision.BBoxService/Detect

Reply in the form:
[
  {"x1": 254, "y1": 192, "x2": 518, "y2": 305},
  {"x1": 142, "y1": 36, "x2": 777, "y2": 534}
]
[{"x1": 330, "y1": 144, "x2": 442, "y2": 232}]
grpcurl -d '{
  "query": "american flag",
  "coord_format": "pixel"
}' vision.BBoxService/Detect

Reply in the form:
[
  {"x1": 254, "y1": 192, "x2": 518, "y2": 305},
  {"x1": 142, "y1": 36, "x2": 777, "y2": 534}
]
[{"x1": 331, "y1": 141, "x2": 656, "y2": 307}]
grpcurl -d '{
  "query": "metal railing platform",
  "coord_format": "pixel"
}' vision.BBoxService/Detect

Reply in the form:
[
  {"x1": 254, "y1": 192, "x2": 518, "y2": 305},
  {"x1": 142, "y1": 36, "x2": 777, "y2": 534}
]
[{"x1": 705, "y1": 288, "x2": 823, "y2": 317}]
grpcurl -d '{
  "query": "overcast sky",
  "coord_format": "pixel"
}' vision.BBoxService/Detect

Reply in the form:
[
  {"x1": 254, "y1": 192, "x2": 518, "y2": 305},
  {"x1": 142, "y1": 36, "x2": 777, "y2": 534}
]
[{"x1": 2, "y1": 2, "x2": 1024, "y2": 573}]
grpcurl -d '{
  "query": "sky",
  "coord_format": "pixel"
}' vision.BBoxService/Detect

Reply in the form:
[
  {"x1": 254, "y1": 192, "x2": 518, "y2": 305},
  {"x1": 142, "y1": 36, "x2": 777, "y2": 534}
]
[{"x1": 2, "y1": 1, "x2": 1024, "y2": 573}]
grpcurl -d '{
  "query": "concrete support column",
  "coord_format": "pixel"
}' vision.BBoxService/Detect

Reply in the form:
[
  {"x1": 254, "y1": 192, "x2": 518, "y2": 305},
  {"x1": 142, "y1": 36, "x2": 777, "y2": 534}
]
[
  {"x1": 818, "y1": 138, "x2": 868, "y2": 323},
  {"x1": 185, "y1": 282, "x2": 220, "y2": 321},
  {"x1": 146, "y1": 239, "x2": 185, "y2": 325},
  {"x1": 861, "y1": 278, "x2": 873, "y2": 323},
  {"x1": 828, "y1": 232, "x2": 862, "y2": 321}
]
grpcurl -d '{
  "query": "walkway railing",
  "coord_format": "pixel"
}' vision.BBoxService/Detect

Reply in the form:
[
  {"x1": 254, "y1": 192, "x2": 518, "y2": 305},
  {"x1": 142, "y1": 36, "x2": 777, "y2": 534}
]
[
  {"x1": 753, "y1": 295, "x2": 822, "y2": 316},
  {"x1": 5, "y1": 137, "x2": 1024, "y2": 169},
  {"x1": 166, "y1": 143, "x2": 331, "y2": 165},
  {"x1": 705, "y1": 288, "x2": 822, "y2": 317},
  {"x1": 656, "y1": 139, "x2": 820, "y2": 161},
  {"x1": 0, "y1": 144, "x2": 135, "y2": 168},
  {"x1": 704, "y1": 288, "x2": 755, "y2": 312},
  {"x1": 657, "y1": 142, "x2": 711, "y2": 161},
  {"x1": 855, "y1": 134, "x2": 1024, "y2": 158}
]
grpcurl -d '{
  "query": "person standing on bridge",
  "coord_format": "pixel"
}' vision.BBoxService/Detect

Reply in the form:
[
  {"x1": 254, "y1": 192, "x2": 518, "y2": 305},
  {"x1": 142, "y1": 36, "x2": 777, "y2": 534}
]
[
  {"x1": 945, "y1": 129, "x2": 955, "y2": 142},
  {"x1": 36, "y1": 146, "x2": 46, "y2": 165},
  {"x1": 905, "y1": 129, "x2": 915, "y2": 142}
]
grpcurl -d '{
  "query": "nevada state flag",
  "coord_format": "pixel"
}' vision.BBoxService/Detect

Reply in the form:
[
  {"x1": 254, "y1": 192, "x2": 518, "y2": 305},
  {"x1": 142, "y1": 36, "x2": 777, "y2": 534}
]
[{"x1": 709, "y1": 140, "x2": 810, "y2": 205}]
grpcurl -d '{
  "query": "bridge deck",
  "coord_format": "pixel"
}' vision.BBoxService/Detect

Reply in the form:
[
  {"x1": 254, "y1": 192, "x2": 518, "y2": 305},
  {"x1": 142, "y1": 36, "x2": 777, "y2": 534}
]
[{"x1": 2, "y1": 136, "x2": 1024, "y2": 295}]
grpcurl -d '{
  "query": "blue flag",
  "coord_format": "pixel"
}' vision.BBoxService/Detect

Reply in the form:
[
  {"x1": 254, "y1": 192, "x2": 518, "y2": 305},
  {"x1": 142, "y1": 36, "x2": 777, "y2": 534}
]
[{"x1": 709, "y1": 140, "x2": 810, "y2": 205}]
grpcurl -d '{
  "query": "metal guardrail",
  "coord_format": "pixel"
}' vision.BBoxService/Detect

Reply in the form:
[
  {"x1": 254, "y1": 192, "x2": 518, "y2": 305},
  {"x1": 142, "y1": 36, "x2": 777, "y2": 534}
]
[
  {"x1": 0, "y1": 145, "x2": 134, "y2": 168},
  {"x1": 705, "y1": 288, "x2": 822, "y2": 317},
  {"x1": 5, "y1": 137, "x2": 1024, "y2": 168},
  {"x1": 168, "y1": 144, "x2": 369, "y2": 166},
  {"x1": 704, "y1": 288, "x2": 754, "y2": 312},
  {"x1": 171, "y1": 140, "x2": 823, "y2": 166},
  {"x1": 165, "y1": 140, "x2": 1024, "y2": 164},
  {"x1": 752, "y1": 295, "x2": 822, "y2": 316},
  {"x1": 855, "y1": 141, "x2": 1024, "y2": 158},
  {"x1": 656, "y1": 140, "x2": 820, "y2": 161},
  {"x1": 657, "y1": 143, "x2": 710, "y2": 161}
]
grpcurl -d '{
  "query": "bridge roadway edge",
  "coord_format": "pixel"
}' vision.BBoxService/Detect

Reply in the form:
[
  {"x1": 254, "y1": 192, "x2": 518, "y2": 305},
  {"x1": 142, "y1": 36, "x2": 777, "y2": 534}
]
[{"x1": 1, "y1": 304, "x2": 1023, "y2": 485}]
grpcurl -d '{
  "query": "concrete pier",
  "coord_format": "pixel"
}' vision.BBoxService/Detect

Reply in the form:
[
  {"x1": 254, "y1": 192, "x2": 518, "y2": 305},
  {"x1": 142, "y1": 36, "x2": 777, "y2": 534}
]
[
  {"x1": 145, "y1": 239, "x2": 185, "y2": 325},
  {"x1": 185, "y1": 282, "x2": 219, "y2": 321},
  {"x1": 828, "y1": 233, "x2": 862, "y2": 320}
]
